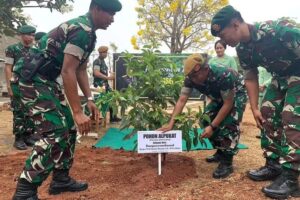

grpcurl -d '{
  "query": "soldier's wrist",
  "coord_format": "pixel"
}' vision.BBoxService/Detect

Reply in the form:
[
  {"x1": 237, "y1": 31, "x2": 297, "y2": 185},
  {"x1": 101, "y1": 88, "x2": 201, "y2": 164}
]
[
  {"x1": 87, "y1": 96, "x2": 94, "y2": 102},
  {"x1": 209, "y1": 123, "x2": 218, "y2": 131},
  {"x1": 251, "y1": 106, "x2": 259, "y2": 112},
  {"x1": 73, "y1": 108, "x2": 83, "y2": 115}
]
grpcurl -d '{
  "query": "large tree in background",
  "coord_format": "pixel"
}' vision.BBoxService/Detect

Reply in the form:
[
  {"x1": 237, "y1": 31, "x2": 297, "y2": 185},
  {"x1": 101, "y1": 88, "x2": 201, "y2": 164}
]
[
  {"x1": 132, "y1": 0, "x2": 228, "y2": 53},
  {"x1": 0, "y1": 0, "x2": 73, "y2": 36}
]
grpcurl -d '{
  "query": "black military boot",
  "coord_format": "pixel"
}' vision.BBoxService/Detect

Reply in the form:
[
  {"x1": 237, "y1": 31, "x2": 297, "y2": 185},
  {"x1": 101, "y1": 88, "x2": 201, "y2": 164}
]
[
  {"x1": 24, "y1": 134, "x2": 36, "y2": 147},
  {"x1": 49, "y1": 169, "x2": 88, "y2": 195},
  {"x1": 13, "y1": 136, "x2": 27, "y2": 150},
  {"x1": 12, "y1": 178, "x2": 39, "y2": 200},
  {"x1": 247, "y1": 158, "x2": 282, "y2": 181},
  {"x1": 262, "y1": 168, "x2": 300, "y2": 199},
  {"x1": 206, "y1": 149, "x2": 222, "y2": 163},
  {"x1": 212, "y1": 154, "x2": 233, "y2": 179}
]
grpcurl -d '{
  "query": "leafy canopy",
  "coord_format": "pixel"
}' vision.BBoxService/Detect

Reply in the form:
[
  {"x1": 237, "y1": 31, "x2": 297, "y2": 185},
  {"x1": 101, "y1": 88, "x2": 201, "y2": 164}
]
[
  {"x1": 0, "y1": 0, "x2": 73, "y2": 36},
  {"x1": 133, "y1": 0, "x2": 228, "y2": 53}
]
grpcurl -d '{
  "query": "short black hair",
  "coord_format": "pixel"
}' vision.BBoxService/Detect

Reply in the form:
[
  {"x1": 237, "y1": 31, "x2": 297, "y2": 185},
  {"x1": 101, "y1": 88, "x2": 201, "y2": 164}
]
[{"x1": 214, "y1": 40, "x2": 227, "y2": 49}]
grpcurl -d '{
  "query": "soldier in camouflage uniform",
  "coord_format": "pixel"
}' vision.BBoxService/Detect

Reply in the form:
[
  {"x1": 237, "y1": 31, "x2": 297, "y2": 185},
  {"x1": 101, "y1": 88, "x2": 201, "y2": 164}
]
[
  {"x1": 12, "y1": 0, "x2": 122, "y2": 199},
  {"x1": 4, "y1": 25, "x2": 38, "y2": 150},
  {"x1": 211, "y1": 5, "x2": 300, "y2": 199},
  {"x1": 158, "y1": 53, "x2": 247, "y2": 179},
  {"x1": 93, "y1": 45, "x2": 121, "y2": 122}
]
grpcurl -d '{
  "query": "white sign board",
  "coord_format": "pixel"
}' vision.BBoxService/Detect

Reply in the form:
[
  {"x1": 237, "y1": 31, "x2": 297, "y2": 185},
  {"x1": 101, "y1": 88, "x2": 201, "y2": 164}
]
[{"x1": 138, "y1": 130, "x2": 182, "y2": 153}]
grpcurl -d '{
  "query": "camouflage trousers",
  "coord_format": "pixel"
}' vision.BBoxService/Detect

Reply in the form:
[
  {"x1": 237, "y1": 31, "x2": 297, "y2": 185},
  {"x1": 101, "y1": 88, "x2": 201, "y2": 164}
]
[
  {"x1": 14, "y1": 75, "x2": 77, "y2": 185},
  {"x1": 261, "y1": 76, "x2": 300, "y2": 171},
  {"x1": 202, "y1": 93, "x2": 247, "y2": 156},
  {"x1": 10, "y1": 81, "x2": 34, "y2": 138}
]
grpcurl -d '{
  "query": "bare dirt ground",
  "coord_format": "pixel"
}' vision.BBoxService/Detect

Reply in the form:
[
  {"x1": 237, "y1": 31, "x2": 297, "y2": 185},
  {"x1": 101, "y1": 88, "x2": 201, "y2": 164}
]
[{"x1": 0, "y1": 103, "x2": 298, "y2": 200}]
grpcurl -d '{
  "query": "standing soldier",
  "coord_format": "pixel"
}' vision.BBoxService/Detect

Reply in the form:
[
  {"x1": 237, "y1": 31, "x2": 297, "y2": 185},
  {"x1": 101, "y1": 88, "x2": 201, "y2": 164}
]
[
  {"x1": 12, "y1": 0, "x2": 122, "y2": 199},
  {"x1": 158, "y1": 53, "x2": 247, "y2": 179},
  {"x1": 4, "y1": 25, "x2": 37, "y2": 150},
  {"x1": 211, "y1": 5, "x2": 300, "y2": 199},
  {"x1": 93, "y1": 45, "x2": 121, "y2": 122}
]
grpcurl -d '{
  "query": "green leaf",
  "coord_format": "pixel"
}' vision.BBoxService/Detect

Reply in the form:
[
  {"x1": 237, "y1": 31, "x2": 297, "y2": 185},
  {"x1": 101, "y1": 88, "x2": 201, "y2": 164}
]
[
  {"x1": 200, "y1": 138, "x2": 207, "y2": 149},
  {"x1": 123, "y1": 129, "x2": 137, "y2": 140},
  {"x1": 186, "y1": 140, "x2": 191, "y2": 151},
  {"x1": 193, "y1": 128, "x2": 198, "y2": 147},
  {"x1": 133, "y1": 142, "x2": 137, "y2": 151},
  {"x1": 119, "y1": 118, "x2": 130, "y2": 130},
  {"x1": 202, "y1": 114, "x2": 211, "y2": 124}
]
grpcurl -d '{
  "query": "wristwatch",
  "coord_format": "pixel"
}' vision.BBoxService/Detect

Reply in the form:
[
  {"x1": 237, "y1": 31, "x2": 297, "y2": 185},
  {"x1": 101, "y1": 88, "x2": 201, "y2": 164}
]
[{"x1": 209, "y1": 123, "x2": 218, "y2": 131}]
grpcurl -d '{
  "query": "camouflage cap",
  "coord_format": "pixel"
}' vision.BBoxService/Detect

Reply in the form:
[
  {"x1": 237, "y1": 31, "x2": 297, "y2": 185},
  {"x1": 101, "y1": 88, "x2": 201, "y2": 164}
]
[
  {"x1": 35, "y1": 32, "x2": 46, "y2": 41},
  {"x1": 211, "y1": 5, "x2": 241, "y2": 36},
  {"x1": 18, "y1": 25, "x2": 36, "y2": 35},
  {"x1": 184, "y1": 53, "x2": 206, "y2": 76},
  {"x1": 98, "y1": 46, "x2": 108, "y2": 53},
  {"x1": 92, "y1": 0, "x2": 122, "y2": 12}
]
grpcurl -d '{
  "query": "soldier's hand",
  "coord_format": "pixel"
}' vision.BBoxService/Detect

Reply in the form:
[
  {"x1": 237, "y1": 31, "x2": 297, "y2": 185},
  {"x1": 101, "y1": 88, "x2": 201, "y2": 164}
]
[
  {"x1": 107, "y1": 75, "x2": 115, "y2": 80},
  {"x1": 87, "y1": 101, "x2": 100, "y2": 121},
  {"x1": 252, "y1": 109, "x2": 265, "y2": 129},
  {"x1": 73, "y1": 112, "x2": 91, "y2": 135},
  {"x1": 200, "y1": 126, "x2": 213, "y2": 139},
  {"x1": 157, "y1": 124, "x2": 173, "y2": 133}
]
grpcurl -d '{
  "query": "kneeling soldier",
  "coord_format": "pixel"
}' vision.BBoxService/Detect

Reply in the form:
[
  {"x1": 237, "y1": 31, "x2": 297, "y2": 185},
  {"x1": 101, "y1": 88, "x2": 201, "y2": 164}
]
[{"x1": 158, "y1": 53, "x2": 247, "y2": 179}]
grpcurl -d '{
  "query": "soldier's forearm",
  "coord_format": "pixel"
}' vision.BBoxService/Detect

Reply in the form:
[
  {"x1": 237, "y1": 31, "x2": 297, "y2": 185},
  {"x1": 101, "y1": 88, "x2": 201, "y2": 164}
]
[
  {"x1": 4, "y1": 64, "x2": 12, "y2": 87},
  {"x1": 94, "y1": 70, "x2": 109, "y2": 80},
  {"x1": 61, "y1": 54, "x2": 84, "y2": 114},
  {"x1": 62, "y1": 70, "x2": 83, "y2": 114},
  {"x1": 77, "y1": 69, "x2": 92, "y2": 99},
  {"x1": 169, "y1": 95, "x2": 188, "y2": 125},
  {"x1": 245, "y1": 79, "x2": 259, "y2": 111}
]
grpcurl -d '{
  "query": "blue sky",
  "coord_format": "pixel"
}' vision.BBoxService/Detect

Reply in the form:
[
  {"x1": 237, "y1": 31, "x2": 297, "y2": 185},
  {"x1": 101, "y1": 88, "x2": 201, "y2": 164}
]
[{"x1": 23, "y1": 0, "x2": 300, "y2": 56}]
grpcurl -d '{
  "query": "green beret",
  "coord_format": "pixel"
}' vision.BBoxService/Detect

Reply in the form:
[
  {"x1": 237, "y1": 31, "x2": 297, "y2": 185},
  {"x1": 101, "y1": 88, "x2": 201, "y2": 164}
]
[
  {"x1": 92, "y1": 0, "x2": 122, "y2": 12},
  {"x1": 18, "y1": 25, "x2": 36, "y2": 34},
  {"x1": 211, "y1": 5, "x2": 241, "y2": 36},
  {"x1": 35, "y1": 32, "x2": 46, "y2": 41}
]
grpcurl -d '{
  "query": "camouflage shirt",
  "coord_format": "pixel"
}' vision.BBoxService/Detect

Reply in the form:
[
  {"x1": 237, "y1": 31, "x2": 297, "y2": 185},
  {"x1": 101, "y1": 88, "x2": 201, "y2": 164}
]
[
  {"x1": 237, "y1": 19, "x2": 300, "y2": 77},
  {"x1": 93, "y1": 57, "x2": 108, "y2": 87},
  {"x1": 5, "y1": 42, "x2": 38, "y2": 70},
  {"x1": 181, "y1": 64, "x2": 246, "y2": 103},
  {"x1": 14, "y1": 12, "x2": 97, "y2": 79}
]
